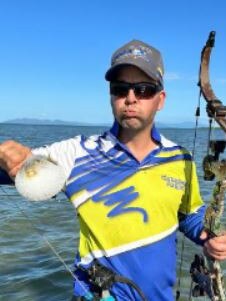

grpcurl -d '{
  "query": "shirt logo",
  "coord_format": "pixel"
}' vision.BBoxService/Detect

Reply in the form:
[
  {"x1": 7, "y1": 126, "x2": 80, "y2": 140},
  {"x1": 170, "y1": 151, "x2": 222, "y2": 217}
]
[{"x1": 161, "y1": 175, "x2": 185, "y2": 191}]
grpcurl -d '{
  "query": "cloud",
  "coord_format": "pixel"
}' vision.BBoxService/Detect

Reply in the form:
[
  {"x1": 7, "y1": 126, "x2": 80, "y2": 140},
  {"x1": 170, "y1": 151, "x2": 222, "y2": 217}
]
[{"x1": 164, "y1": 72, "x2": 181, "y2": 81}]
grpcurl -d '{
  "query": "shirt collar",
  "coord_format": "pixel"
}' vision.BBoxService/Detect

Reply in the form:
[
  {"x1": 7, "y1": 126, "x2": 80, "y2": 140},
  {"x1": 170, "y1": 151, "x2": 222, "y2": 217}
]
[{"x1": 109, "y1": 120, "x2": 162, "y2": 145}]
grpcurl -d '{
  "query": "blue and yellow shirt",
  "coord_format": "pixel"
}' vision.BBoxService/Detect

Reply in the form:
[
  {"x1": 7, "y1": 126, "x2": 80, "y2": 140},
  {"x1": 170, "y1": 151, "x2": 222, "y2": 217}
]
[{"x1": 62, "y1": 124, "x2": 205, "y2": 301}]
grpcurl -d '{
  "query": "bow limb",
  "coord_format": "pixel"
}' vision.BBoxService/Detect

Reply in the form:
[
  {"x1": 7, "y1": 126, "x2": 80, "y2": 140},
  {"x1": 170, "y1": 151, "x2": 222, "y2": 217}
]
[{"x1": 198, "y1": 31, "x2": 226, "y2": 131}]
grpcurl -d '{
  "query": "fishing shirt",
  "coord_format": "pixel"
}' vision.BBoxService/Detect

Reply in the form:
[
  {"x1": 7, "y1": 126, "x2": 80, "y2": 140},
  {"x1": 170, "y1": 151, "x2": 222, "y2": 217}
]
[{"x1": 32, "y1": 123, "x2": 205, "y2": 301}]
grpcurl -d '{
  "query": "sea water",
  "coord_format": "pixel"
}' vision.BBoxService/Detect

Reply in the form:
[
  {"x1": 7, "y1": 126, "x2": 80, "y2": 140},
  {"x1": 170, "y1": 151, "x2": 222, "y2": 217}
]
[{"x1": 0, "y1": 124, "x2": 225, "y2": 301}]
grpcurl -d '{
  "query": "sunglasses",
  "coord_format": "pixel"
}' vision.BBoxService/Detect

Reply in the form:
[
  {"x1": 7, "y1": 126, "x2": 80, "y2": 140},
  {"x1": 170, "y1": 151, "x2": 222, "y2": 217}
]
[{"x1": 110, "y1": 81, "x2": 162, "y2": 99}]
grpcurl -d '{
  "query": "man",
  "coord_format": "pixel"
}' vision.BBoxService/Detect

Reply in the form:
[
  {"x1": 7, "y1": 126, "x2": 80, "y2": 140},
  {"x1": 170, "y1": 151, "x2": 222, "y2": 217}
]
[{"x1": 1, "y1": 40, "x2": 226, "y2": 301}]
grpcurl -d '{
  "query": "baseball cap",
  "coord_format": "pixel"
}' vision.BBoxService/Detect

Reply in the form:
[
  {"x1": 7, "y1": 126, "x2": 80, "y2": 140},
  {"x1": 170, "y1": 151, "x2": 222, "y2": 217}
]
[{"x1": 105, "y1": 40, "x2": 164, "y2": 86}]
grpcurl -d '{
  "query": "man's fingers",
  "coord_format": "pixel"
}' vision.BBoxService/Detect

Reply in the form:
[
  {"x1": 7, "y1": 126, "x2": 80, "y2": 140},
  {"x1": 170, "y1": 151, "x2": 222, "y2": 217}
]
[
  {"x1": 9, "y1": 162, "x2": 26, "y2": 178},
  {"x1": 203, "y1": 233, "x2": 226, "y2": 261},
  {"x1": 203, "y1": 246, "x2": 226, "y2": 261},
  {"x1": 0, "y1": 140, "x2": 32, "y2": 176}
]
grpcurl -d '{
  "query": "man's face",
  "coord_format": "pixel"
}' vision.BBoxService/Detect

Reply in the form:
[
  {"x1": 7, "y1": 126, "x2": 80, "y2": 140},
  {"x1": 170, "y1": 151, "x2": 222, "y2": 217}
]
[{"x1": 110, "y1": 65, "x2": 165, "y2": 132}]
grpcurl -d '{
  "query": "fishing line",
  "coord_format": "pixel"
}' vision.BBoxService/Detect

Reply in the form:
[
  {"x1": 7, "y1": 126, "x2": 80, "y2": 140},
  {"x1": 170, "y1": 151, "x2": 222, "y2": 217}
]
[
  {"x1": 176, "y1": 89, "x2": 202, "y2": 300},
  {"x1": 0, "y1": 185, "x2": 91, "y2": 297}
]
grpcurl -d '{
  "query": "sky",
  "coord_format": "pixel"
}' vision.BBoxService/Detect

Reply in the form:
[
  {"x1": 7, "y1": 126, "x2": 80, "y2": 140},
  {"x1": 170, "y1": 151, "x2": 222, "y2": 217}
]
[{"x1": 0, "y1": 0, "x2": 226, "y2": 125}]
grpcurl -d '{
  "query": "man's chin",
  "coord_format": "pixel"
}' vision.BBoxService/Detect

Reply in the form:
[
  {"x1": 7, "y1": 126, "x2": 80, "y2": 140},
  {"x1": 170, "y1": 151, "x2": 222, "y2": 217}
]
[{"x1": 120, "y1": 119, "x2": 143, "y2": 130}]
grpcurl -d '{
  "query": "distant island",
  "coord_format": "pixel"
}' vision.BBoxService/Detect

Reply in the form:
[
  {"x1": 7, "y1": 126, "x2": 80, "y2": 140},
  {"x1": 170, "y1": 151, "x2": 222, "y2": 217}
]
[
  {"x1": 1, "y1": 118, "x2": 204, "y2": 129},
  {"x1": 1, "y1": 118, "x2": 110, "y2": 127}
]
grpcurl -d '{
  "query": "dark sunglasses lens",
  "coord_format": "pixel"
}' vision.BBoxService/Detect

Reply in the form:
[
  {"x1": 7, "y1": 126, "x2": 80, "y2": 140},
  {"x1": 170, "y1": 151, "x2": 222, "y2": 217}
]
[
  {"x1": 110, "y1": 83, "x2": 129, "y2": 97},
  {"x1": 134, "y1": 84, "x2": 158, "y2": 98},
  {"x1": 110, "y1": 82, "x2": 161, "y2": 98}
]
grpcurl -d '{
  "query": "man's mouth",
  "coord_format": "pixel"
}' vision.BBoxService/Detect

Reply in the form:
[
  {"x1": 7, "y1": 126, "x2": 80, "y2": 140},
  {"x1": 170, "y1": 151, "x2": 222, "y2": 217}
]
[{"x1": 123, "y1": 111, "x2": 138, "y2": 118}]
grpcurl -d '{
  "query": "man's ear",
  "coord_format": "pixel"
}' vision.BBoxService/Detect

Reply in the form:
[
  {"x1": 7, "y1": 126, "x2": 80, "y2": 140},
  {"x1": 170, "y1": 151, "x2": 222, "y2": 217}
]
[{"x1": 157, "y1": 90, "x2": 166, "y2": 111}]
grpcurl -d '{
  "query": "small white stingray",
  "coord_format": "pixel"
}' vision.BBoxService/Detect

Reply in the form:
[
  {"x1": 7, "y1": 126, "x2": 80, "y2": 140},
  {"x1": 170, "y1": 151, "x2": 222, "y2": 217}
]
[{"x1": 15, "y1": 155, "x2": 66, "y2": 201}]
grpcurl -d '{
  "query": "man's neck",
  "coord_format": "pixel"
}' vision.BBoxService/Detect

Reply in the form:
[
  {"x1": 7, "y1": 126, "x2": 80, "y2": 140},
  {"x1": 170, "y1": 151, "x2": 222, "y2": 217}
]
[{"x1": 118, "y1": 127, "x2": 159, "y2": 162}]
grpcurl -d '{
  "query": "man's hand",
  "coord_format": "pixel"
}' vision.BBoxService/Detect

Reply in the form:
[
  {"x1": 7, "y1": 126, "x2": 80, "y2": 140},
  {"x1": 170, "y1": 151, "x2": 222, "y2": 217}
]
[
  {"x1": 0, "y1": 140, "x2": 32, "y2": 177},
  {"x1": 200, "y1": 230, "x2": 226, "y2": 261}
]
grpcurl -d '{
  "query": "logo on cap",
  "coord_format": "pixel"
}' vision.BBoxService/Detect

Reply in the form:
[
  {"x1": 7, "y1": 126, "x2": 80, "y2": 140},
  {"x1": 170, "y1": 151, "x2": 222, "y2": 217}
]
[{"x1": 112, "y1": 45, "x2": 153, "y2": 64}]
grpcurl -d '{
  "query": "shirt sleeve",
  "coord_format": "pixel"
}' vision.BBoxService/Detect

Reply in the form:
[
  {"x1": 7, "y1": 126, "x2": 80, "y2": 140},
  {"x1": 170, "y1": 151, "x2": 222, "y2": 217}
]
[
  {"x1": 31, "y1": 136, "x2": 81, "y2": 179},
  {"x1": 178, "y1": 161, "x2": 206, "y2": 245}
]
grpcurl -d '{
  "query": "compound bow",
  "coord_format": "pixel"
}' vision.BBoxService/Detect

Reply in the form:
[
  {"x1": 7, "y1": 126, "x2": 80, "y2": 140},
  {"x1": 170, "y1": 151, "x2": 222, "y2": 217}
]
[{"x1": 190, "y1": 31, "x2": 226, "y2": 301}]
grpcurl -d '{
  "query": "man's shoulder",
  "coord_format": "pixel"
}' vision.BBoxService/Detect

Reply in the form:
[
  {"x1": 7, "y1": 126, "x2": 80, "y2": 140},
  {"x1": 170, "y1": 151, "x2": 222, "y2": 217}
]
[
  {"x1": 160, "y1": 135, "x2": 177, "y2": 148},
  {"x1": 160, "y1": 134, "x2": 191, "y2": 156},
  {"x1": 160, "y1": 134, "x2": 185, "y2": 148}
]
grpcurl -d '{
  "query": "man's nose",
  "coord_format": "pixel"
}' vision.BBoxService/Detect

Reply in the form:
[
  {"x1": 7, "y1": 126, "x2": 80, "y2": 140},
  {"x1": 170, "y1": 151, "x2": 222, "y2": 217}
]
[{"x1": 125, "y1": 89, "x2": 137, "y2": 104}]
